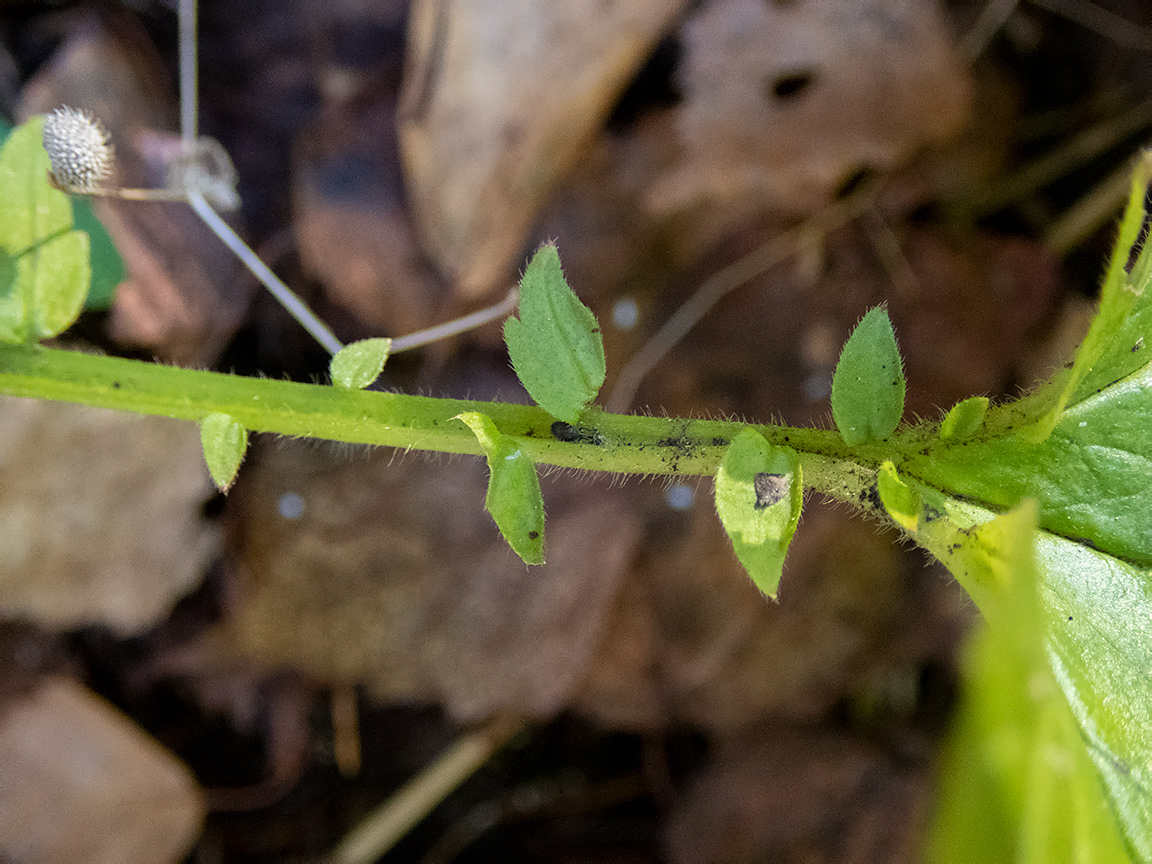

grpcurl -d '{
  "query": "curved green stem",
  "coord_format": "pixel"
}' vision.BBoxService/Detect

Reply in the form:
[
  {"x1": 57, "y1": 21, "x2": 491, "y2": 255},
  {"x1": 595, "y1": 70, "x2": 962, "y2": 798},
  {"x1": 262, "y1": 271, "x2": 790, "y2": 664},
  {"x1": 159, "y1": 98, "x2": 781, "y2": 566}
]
[{"x1": 0, "y1": 343, "x2": 886, "y2": 509}]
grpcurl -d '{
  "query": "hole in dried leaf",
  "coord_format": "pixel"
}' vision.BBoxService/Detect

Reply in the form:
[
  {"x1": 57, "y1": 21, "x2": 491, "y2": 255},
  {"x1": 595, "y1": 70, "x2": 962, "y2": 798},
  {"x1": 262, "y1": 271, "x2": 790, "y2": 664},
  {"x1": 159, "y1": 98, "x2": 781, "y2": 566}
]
[
  {"x1": 834, "y1": 165, "x2": 877, "y2": 200},
  {"x1": 767, "y1": 70, "x2": 817, "y2": 101},
  {"x1": 606, "y1": 36, "x2": 683, "y2": 131}
]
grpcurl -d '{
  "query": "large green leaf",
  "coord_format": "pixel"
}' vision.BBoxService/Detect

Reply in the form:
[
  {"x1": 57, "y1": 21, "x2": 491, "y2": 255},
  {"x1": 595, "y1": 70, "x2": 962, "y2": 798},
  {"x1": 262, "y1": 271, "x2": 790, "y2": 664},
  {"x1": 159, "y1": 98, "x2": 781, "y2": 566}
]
[
  {"x1": 926, "y1": 501, "x2": 1134, "y2": 862},
  {"x1": 911, "y1": 492, "x2": 1151, "y2": 861},
  {"x1": 504, "y1": 244, "x2": 606, "y2": 424},
  {"x1": 899, "y1": 159, "x2": 1152, "y2": 859},
  {"x1": 0, "y1": 116, "x2": 91, "y2": 342},
  {"x1": 902, "y1": 153, "x2": 1152, "y2": 569},
  {"x1": 0, "y1": 115, "x2": 123, "y2": 313},
  {"x1": 905, "y1": 361, "x2": 1152, "y2": 568}
]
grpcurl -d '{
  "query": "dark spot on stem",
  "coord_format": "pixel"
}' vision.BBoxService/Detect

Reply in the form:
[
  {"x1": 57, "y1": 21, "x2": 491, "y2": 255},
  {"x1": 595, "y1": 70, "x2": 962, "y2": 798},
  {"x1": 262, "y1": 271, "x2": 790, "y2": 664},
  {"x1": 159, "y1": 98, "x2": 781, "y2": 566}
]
[
  {"x1": 552, "y1": 421, "x2": 578, "y2": 441},
  {"x1": 550, "y1": 420, "x2": 603, "y2": 445},
  {"x1": 528, "y1": 531, "x2": 539, "y2": 540},
  {"x1": 112, "y1": 381, "x2": 121, "y2": 389},
  {"x1": 922, "y1": 505, "x2": 946, "y2": 523}
]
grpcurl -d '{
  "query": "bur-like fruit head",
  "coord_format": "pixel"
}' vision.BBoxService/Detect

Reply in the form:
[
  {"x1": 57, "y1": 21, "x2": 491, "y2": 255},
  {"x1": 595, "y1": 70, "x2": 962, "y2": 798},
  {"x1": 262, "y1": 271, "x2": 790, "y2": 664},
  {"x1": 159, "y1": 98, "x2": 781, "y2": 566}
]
[{"x1": 42, "y1": 106, "x2": 114, "y2": 193}]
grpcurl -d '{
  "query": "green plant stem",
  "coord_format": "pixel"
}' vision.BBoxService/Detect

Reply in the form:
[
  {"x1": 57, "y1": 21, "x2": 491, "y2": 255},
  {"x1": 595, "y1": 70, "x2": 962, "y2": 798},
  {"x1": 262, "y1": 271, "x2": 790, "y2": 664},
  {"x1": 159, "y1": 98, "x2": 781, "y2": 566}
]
[{"x1": 0, "y1": 343, "x2": 884, "y2": 506}]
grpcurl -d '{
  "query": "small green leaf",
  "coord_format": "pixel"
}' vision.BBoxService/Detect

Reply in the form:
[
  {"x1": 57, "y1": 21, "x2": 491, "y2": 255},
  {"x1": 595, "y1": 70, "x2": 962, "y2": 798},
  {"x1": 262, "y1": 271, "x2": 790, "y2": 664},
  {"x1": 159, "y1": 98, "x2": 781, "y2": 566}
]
[
  {"x1": 330, "y1": 337, "x2": 392, "y2": 390},
  {"x1": 830, "y1": 306, "x2": 905, "y2": 445},
  {"x1": 877, "y1": 461, "x2": 920, "y2": 532},
  {"x1": 504, "y1": 244, "x2": 606, "y2": 424},
  {"x1": 940, "y1": 396, "x2": 988, "y2": 441},
  {"x1": 0, "y1": 116, "x2": 91, "y2": 343},
  {"x1": 199, "y1": 412, "x2": 248, "y2": 492},
  {"x1": 456, "y1": 411, "x2": 545, "y2": 564},
  {"x1": 714, "y1": 429, "x2": 802, "y2": 599}
]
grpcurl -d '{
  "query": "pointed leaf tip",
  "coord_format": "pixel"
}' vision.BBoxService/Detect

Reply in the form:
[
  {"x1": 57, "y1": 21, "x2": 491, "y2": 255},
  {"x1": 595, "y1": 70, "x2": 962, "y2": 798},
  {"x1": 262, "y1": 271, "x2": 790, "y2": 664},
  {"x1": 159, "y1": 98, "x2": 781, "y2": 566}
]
[
  {"x1": 877, "y1": 461, "x2": 920, "y2": 532},
  {"x1": 199, "y1": 412, "x2": 248, "y2": 492},
  {"x1": 456, "y1": 411, "x2": 545, "y2": 564},
  {"x1": 504, "y1": 244, "x2": 606, "y2": 424},
  {"x1": 714, "y1": 429, "x2": 803, "y2": 599},
  {"x1": 831, "y1": 306, "x2": 905, "y2": 445},
  {"x1": 330, "y1": 338, "x2": 391, "y2": 390}
]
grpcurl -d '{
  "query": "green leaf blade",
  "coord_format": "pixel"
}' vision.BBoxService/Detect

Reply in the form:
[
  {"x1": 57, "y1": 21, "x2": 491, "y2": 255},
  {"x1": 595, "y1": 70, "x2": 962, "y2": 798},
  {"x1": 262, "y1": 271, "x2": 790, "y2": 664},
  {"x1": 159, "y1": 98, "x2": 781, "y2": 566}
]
[
  {"x1": 906, "y1": 362, "x2": 1152, "y2": 568},
  {"x1": 72, "y1": 199, "x2": 124, "y2": 310},
  {"x1": 714, "y1": 429, "x2": 802, "y2": 599},
  {"x1": 925, "y1": 501, "x2": 1140, "y2": 863},
  {"x1": 1034, "y1": 533, "x2": 1152, "y2": 861},
  {"x1": 25, "y1": 230, "x2": 90, "y2": 340},
  {"x1": 940, "y1": 396, "x2": 988, "y2": 441},
  {"x1": 912, "y1": 493, "x2": 1152, "y2": 861},
  {"x1": 199, "y1": 412, "x2": 249, "y2": 492},
  {"x1": 0, "y1": 116, "x2": 73, "y2": 256},
  {"x1": 0, "y1": 116, "x2": 90, "y2": 343},
  {"x1": 877, "y1": 461, "x2": 920, "y2": 532},
  {"x1": 456, "y1": 411, "x2": 545, "y2": 565},
  {"x1": 830, "y1": 306, "x2": 905, "y2": 445},
  {"x1": 330, "y1": 337, "x2": 392, "y2": 390},
  {"x1": 504, "y1": 244, "x2": 605, "y2": 424}
]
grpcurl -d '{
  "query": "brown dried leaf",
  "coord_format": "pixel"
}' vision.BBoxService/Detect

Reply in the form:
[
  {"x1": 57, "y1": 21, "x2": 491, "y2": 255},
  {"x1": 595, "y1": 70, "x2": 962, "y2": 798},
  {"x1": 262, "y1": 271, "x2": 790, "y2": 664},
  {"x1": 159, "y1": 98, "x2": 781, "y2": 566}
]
[
  {"x1": 0, "y1": 676, "x2": 204, "y2": 863},
  {"x1": 663, "y1": 727, "x2": 930, "y2": 863},
  {"x1": 0, "y1": 396, "x2": 217, "y2": 635},
  {"x1": 18, "y1": 15, "x2": 249, "y2": 365},
  {"x1": 398, "y1": 0, "x2": 691, "y2": 297},
  {"x1": 293, "y1": 97, "x2": 445, "y2": 337},
  {"x1": 650, "y1": 0, "x2": 971, "y2": 217},
  {"x1": 224, "y1": 437, "x2": 640, "y2": 721},
  {"x1": 640, "y1": 495, "x2": 912, "y2": 730}
]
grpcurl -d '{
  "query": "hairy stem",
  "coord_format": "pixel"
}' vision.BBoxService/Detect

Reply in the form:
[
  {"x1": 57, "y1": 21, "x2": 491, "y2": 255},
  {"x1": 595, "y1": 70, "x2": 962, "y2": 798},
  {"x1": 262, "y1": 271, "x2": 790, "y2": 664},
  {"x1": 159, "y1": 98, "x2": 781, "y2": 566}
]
[{"x1": 0, "y1": 343, "x2": 885, "y2": 508}]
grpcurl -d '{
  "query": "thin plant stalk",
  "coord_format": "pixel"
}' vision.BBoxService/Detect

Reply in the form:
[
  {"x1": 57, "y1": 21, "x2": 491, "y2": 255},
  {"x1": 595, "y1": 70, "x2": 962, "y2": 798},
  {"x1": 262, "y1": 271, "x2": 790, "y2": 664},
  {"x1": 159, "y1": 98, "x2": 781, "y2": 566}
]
[{"x1": 330, "y1": 718, "x2": 523, "y2": 864}]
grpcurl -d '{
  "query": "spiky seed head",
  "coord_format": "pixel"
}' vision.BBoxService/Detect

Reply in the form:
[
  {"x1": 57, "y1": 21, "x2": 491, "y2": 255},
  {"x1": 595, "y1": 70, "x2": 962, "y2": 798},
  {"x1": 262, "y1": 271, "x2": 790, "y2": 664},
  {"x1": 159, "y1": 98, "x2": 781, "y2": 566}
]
[{"x1": 42, "y1": 106, "x2": 114, "y2": 193}]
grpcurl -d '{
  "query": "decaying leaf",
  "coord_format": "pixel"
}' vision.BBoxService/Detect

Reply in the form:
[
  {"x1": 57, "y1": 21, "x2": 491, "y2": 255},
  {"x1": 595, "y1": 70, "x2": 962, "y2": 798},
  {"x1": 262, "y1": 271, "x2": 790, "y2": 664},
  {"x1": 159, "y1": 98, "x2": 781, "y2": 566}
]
[
  {"x1": 293, "y1": 95, "x2": 446, "y2": 338},
  {"x1": 398, "y1": 0, "x2": 691, "y2": 297},
  {"x1": 224, "y1": 437, "x2": 639, "y2": 720},
  {"x1": 0, "y1": 396, "x2": 217, "y2": 635},
  {"x1": 0, "y1": 676, "x2": 203, "y2": 863},
  {"x1": 651, "y1": 0, "x2": 970, "y2": 217},
  {"x1": 664, "y1": 727, "x2": 930, "y2": 863}
]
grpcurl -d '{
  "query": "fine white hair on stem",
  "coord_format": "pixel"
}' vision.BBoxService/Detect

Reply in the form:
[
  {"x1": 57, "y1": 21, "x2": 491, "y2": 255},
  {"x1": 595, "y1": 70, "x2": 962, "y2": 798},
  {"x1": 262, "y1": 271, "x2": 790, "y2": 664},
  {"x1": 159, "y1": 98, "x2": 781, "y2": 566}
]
[{"x1": 42, "y1": 106, "x2": 114, "y2": 193}]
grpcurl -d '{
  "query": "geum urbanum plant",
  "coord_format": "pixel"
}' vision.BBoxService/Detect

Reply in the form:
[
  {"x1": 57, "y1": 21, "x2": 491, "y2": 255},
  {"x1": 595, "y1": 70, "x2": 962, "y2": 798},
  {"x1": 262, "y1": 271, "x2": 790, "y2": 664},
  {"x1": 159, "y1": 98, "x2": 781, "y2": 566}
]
[{"x1": 1, "y1": 113, "x2": 1151, "y2": 860}]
